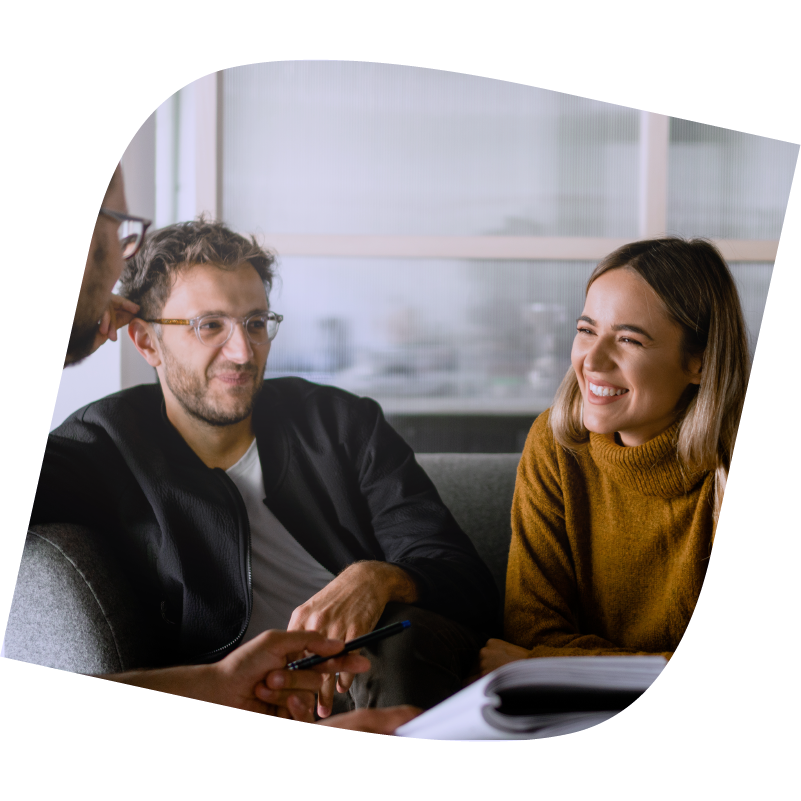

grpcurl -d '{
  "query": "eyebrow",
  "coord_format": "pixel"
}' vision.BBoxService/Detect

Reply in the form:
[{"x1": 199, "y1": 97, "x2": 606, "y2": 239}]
[
  {"x1": 576, "y1": 316, "x2": 654, "y2": 341},
  {"x1": 194, "y1": 308, "x2": 270, "y2": 318}
]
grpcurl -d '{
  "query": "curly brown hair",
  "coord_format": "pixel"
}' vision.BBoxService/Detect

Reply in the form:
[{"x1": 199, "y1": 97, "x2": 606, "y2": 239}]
[{"x1": 120, "y1": 217, "x2": 276, "y2": 319}]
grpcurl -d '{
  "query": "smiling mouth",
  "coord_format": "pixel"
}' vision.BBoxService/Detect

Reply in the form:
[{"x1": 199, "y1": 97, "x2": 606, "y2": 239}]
[{"x1": 588, "y1": 382, "x2": 629, "y2": 398}]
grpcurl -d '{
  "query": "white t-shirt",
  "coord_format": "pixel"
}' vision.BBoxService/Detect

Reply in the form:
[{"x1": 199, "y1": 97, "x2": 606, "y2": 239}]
[{"x1": 226, "y1": 439, "x2": 335, "y2": 643}]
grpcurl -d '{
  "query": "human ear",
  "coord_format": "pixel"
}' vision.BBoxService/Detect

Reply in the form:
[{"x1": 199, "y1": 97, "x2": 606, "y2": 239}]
[
  {"x1": 686, "y1": 352, "x2": 704, "y2": 385},
  {"x1": 128, "y1": 319, "x2": 162, "y2": 368}
]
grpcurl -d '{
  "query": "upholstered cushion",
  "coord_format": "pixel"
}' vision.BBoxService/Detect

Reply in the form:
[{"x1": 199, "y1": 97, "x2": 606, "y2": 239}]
[
  {"x1": 4, "y1": 524, "x2": 155, "y2": 674},
  {"x1": 416, "y1": 453, "x2": 519, "y2": 596}
]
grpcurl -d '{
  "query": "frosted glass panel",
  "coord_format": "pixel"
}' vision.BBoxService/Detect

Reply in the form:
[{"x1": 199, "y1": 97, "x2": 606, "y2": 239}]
[
  {"x1": 729, "y1": 262, "x2": 774, "y2": 356},
  {"x1": 222, "y1": 62, "x2": 640, "y2": 237},
  {"x1": 266, "y1": 258, "x2": 594, "y2": 414},
  {"x1": 668, "y1": 119, "x2": 798, "y2": 240},
  {"x1": 266, "y1": 258, "x2": 771, "y2": 413}
]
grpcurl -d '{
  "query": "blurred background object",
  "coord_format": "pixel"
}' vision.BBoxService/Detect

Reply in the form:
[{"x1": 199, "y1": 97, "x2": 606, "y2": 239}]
[{"x1": 53, "y1": 62, "x2": 797, "y2": 452}]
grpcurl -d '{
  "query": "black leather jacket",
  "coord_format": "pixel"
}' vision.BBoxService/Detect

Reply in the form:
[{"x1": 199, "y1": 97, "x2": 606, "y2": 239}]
[{"x1": 31, "y1": 379, "x2": 500, "y2": 664}]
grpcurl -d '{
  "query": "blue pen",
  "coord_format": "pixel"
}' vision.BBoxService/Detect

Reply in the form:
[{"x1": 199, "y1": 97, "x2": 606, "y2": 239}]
[{"x1": 286, "y1": 620, "x2": 411, "y2": 670}]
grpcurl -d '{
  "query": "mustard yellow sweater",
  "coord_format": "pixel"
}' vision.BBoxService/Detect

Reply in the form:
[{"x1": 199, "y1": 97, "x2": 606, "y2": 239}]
[{"x1": 504, "y1": 409, "x2": 714, "y2": 659}]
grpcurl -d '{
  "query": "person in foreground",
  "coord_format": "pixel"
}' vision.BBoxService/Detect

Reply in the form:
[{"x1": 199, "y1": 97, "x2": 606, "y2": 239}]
[
  {"x1": 480, "y1": 237, "x2": 749, "y2": 674},
  {"x1": 33, "y1": 216, "x2": 499, "y2": 718},
  {"x1": 104, "y1": 627, "x2": 418, "y2": 733},
  {"x1": 27, "y1": 164, "x2": 417, "y2": 735}
]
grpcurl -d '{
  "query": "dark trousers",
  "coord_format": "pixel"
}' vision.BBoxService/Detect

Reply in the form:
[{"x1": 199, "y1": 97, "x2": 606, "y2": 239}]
[{"x1": 332, "y1": 602, "x2": 486, "y2": 714}]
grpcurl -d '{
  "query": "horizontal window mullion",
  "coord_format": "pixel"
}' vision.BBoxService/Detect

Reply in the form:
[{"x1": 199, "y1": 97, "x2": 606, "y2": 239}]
[{"x1": 249, "y1": 234, "x2": 778, "y2": 262}]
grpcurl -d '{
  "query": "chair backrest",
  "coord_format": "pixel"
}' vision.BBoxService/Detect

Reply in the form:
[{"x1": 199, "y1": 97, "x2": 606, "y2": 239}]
[{"x1": 416, "y1": 453, "x2": 519, "y2": 598}]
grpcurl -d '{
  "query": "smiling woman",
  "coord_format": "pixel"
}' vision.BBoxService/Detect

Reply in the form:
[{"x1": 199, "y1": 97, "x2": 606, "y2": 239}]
[
  {"x1": 480, "y1": 238, "x2": 750, "y2": 674},
  {"x1": 552, "y1": 237, "x2": 749, "y2": 522}
]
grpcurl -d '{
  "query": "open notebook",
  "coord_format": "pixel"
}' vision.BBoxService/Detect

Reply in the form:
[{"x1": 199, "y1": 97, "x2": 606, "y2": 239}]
[{"x1": 395, "y1": 655, "x2": 667, "y2": 740}]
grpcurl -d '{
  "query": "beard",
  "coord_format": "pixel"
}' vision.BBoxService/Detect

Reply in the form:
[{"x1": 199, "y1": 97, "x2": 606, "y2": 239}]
[
  {"x1": 161, "y1": 345, "x2": 264, "y2": 427},
  {"x1": 65, "y1": 234, "x2": 111, "y2": 366},
  {"x1": 65, "y1": 320, "x2": 100, "y2": 366}
]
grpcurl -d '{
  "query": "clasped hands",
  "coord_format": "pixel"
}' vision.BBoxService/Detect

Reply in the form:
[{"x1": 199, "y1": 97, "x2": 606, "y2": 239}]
[
  {"x1": 287, "y1": 561, "x2": 419, "y2": 718},
  {"x1": 107, "y1": 627, "x2": 418, "y2": 734}
]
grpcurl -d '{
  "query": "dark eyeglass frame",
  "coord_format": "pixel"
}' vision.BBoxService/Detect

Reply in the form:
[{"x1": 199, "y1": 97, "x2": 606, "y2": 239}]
[
  {"x1": 144, "y1": 311, "x2": 284, "y2": 348},
  {"x1": 99, "y1": 207, "x2": 152, "y2": 260}
]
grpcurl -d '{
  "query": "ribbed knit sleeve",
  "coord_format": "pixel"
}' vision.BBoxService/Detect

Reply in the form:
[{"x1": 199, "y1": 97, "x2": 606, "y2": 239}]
[{"x1": 505, "y1": 411, "x2": 581, "y2": 649}]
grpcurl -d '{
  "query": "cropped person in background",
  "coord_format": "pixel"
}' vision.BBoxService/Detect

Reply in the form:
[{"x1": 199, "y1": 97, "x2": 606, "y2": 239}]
[
  {"x1": 480, "y1": 238, "x2": 749, "y2": 674},
  {"x1": 65, "y1": 165, "x2": 142, "y2": 365}
]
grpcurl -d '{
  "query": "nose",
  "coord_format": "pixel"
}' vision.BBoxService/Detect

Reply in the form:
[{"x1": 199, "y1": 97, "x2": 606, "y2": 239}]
[
  {"x1": 583, "y1": 335, "x2": 616, "y2": 373},
  {"x1": 221, "y1": 320, "x2": 254, "y2": 363}
]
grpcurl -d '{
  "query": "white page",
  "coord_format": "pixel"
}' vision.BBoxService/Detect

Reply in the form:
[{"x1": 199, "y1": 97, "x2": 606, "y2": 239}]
[{"x1": 396, "y1": 656, "x2": 667, "y2": 740}]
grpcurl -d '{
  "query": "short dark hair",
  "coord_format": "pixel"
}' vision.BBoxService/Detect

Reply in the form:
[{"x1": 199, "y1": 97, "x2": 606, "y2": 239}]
[{"x1": 120, "y1": 217, "x2": 276, "y2": 319}]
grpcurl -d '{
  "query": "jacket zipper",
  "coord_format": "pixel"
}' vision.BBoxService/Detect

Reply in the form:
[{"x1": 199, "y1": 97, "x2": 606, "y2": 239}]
[{"x1": 195, "y1": 469, "x2": 253, "y2": 662}]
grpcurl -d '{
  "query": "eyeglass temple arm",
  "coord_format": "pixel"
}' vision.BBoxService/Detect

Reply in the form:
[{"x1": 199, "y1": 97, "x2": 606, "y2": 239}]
[{"x1": 100, "y1": 207, "x2": 153, "y2": 226}]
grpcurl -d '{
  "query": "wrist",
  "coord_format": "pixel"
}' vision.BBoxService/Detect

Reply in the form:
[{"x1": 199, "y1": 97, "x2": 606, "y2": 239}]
[
  {"x1": 345, "y1": 561, "x2": 418, "y2": 605},
  {"x1": 102, "y1": 663, "x2": 220, "y2": 704}
]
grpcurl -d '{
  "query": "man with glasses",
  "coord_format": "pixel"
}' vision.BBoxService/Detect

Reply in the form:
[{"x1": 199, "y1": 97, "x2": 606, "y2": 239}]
[
  {"x1": 24, "y1": 164, "x2": 425, "y2": 734},
  {"x1": 32, "y1": 215, "x2": 499, "y2": 722}
]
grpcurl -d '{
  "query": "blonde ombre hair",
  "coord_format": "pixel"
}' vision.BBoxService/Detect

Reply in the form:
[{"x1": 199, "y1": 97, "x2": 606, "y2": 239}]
[{"x1": 550, "y1": 237, "x2": 750, "y2": 521}]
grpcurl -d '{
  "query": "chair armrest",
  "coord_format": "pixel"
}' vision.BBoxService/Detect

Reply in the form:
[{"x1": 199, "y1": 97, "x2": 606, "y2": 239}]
[{"x1": 5, "y1": 523, "x2": 157, "y2": 675}]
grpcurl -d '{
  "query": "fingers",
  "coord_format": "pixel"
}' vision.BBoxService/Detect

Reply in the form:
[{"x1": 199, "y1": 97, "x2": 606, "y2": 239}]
[
  {"x1": 242, "y1": 629, "x2": 347, "y2": 666},
  {"x1": 317, "y1": 672, "x2": 336, "y2": 718},
  {"x1": 254, "y1": 685, "x2": 317, "y2": 722},
  {"x1": 113, "y1": 308, "x2": 137, "y2": 330},
  {"x1": 92, "y1": 295, "x2": 140, "y2": 355},
  {"x1": 286, "y1": 605, "x2": 307, "y2": 633},
  {"x1": 265, "y1": 669, "x2": 324, "y2": 694},
  {"x1": 311, "y1": 652, "x2": 370, "y2": 677},
  {"x1": 287, "y1": 694, "x2": 316, "y2": 723},
  {"x1": 336, "y1": 670, "x2": 354, "y2": 694},
  {"x1": 98, "y1": 307, "x2": 112, "y2": 339},
  {"x1": 110, "y1": 294, "x2": 139, "y2": 314},
  {"x1": 478, "y1": 644, "x2": 495, "y2": 676},
  {"x1": 478, "y1": 638, "x2": 529, "y2": 677},
  {"x1": 316, "y1": 706, "x2": 422, "y2": 735},
  {"x1": 109, "y1": 295, "x2": 139, "y2": 330},
  {"x1": 478, "y1": 643, "x2": 498, "y2": 676},
  {"x1": 106, "y1": 304, "x2": 118, "y2": 341}
]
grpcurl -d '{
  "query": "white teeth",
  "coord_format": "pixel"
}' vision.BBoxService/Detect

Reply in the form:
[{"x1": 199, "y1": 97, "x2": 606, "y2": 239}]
[{"x1": 589, "y1": 382, "x2": 628, "y2": 397}]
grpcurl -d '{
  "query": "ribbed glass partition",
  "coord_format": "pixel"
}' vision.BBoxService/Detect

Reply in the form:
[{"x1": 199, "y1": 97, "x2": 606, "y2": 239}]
[{"x1": 222, "y1": 62, "x2": 640, "y2": 238}]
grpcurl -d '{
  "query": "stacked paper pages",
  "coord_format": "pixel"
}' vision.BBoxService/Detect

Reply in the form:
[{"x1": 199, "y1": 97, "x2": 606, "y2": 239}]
[{"x1": 395, "y1": 655, "x2": 667, "y2": 740}]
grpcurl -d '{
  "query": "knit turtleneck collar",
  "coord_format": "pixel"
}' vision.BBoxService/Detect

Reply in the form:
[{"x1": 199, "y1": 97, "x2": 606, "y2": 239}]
[{"x1": 588, "y1": 421, "x2": 707, "y2": 498}]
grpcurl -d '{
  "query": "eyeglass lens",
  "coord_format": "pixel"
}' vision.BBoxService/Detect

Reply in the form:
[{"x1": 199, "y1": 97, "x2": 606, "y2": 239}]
[
  {"x1": 118, "y1": 219, "x2": 145, "y2": 259},
  {"x1": 196, "y1": 314, "x2": 280, "y2": 347}
]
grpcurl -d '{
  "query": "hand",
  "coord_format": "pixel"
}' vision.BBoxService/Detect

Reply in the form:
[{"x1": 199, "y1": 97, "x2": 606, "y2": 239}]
[
  {"x1": 90, "y1": 294, "x2": 139, "y2": 355},
  {"x1": 479, "y1": 638, "x2": 530, "y2": 677},
  {"x1": 316, "y1": 705, "x2": 422, "y2": 735},
  {"x1": 103, "y1": 629, "x2": 370, "y2": 721},
  {"x1": 287, "y1": 561, "x2": 418, "y2": 718},
  {"x1": 217, "y1": 629, "x2": 372, "y2": 720}
]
